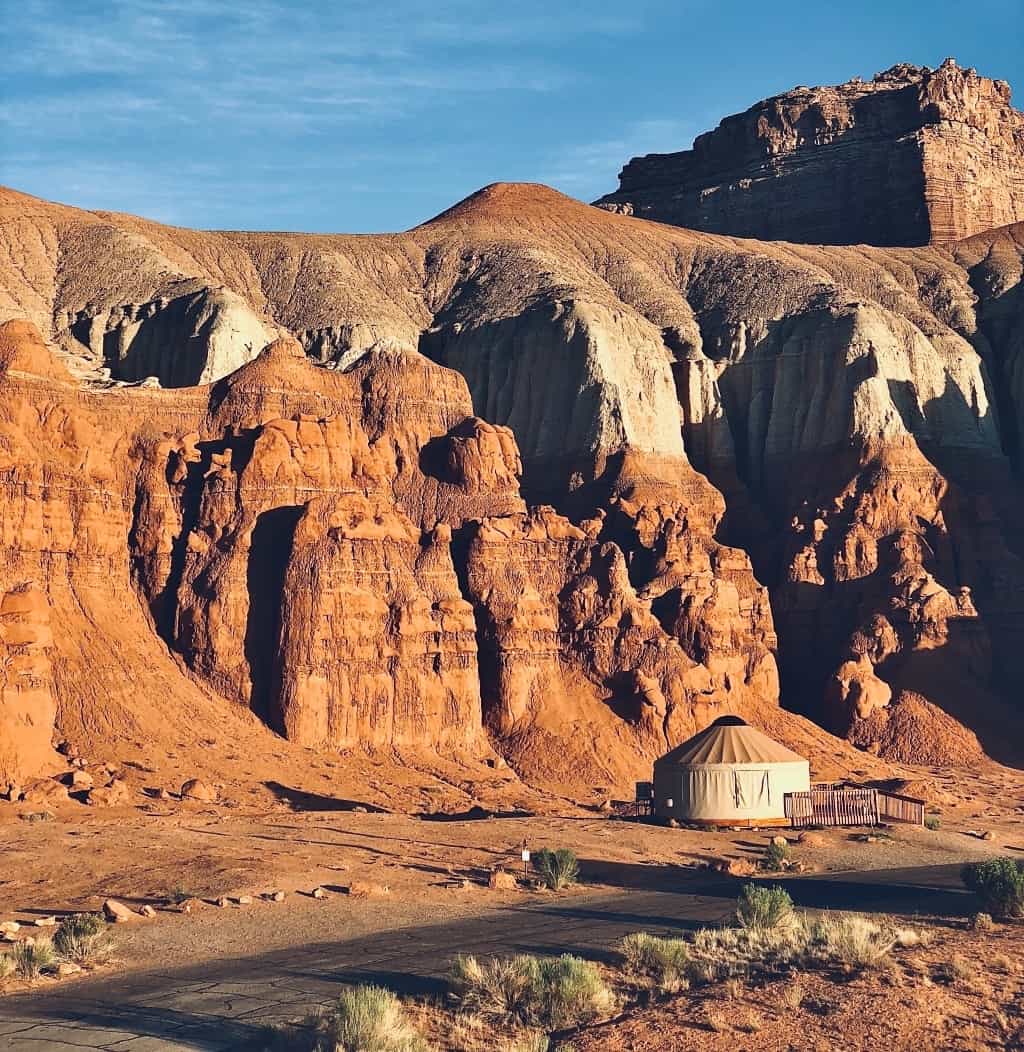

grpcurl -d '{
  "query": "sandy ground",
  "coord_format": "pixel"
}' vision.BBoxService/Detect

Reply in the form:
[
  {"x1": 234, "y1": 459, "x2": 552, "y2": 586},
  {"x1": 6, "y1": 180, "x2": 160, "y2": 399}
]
[
  {"x1": 1, "y1": 748, "x2": 1023, "y2": 1050},
  {"x1": 571, "y1": 922, "x2": 1024, "y2": 1052}
]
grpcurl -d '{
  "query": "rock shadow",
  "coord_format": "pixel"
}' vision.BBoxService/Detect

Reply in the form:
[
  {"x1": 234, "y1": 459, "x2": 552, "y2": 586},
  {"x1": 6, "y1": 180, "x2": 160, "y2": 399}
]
[{"x1": 263, "y1": 781, "x2": 390, "y2": 814}]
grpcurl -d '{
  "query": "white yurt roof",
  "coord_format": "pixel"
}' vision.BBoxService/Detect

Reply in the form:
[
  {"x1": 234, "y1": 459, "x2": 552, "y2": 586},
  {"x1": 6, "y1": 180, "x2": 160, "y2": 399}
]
[{"x1": 654, "y1": 715, "x2": 807, "y2": 768}]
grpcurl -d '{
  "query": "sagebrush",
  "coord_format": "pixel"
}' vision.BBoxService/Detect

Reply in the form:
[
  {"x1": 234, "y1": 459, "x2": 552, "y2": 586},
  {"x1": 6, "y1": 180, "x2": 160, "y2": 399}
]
[
  {"x1": 54, "y1": 913, "x2": 110, "y2": 965},
  {"x1": 312, "y1": 984, "x2": 426, "y2": 1052},
  {"x1": 961, "y1": 858, "x2": 1024, "y2": 918},
  {"x1": 736, "y1": 884, "x2": 794, "y2": 930}
]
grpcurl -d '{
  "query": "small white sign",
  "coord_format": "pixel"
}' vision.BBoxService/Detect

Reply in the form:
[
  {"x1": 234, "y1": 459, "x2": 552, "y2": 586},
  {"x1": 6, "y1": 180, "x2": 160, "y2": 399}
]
[{"x1": 521, "y1": 849, "x2": 531, "y2": 862}]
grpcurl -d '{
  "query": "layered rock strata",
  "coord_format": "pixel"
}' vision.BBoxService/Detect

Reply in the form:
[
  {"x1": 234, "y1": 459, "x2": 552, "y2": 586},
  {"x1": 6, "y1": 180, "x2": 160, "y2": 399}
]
[
  {"x1": 2, "y1": 174, "x2": 1024, "y2": 777},
  {"x1": 596, "y1": 60, "x2": 1024, "y2": 246}
]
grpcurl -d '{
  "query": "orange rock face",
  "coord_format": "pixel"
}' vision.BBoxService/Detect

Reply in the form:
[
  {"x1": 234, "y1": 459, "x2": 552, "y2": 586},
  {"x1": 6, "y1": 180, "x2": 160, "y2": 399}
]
[{"x1": 2, "y1": 156, "x2": 1024, "y2": 781}]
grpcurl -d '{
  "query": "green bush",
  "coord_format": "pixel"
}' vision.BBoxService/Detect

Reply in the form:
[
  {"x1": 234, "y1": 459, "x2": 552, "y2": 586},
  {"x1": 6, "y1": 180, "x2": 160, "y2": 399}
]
[
  {"x1": 619, "y1": 932, "x2": 690, "y2": 992},
  {"x1": 924, "y1": 815, "x2": 941, "y2": 831},
  {"x1": 533, "y1": 955, "x2": 614, "y2": 1029},
  {"x1": 533, "y1": 849, "x2": 579, "y2": 891},
  {"x1": 961, "y1": 858, "x2": 1024, "y2": 918},
  {"x1": 54, "y1": 913, "x2": 110, "y2": 965},
  {"x1": 12, "y1": 939, "x2": 56, "y2": 979},
  {"x1": 735, "y1": 884, "x2": 794, "y2": 931},
  {"x1": 450, "y1": 953, "x2": 612, "y2": 1029},
  {"x1": 313, "y1": 985, "x2": 426, "y2": 1052},
  {"x1": 761, "y1": 840, "x2": 791, "y2": 870}
]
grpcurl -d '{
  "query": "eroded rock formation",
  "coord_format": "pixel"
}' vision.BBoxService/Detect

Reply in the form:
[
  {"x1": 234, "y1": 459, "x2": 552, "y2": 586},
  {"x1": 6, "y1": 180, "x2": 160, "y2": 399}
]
[
  {"x1": 2, "y1": 146, "x2": 1024, "y2": 781},
  {"x1": 596, "y1": 59, "x2": 1024, "y2": 246}
]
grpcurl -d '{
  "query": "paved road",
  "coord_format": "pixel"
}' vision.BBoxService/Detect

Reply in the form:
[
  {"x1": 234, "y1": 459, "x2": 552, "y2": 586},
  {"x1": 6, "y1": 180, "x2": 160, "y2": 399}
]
[{"x1": 0, "y1": 864, "x2": 974, "y2": 1051}]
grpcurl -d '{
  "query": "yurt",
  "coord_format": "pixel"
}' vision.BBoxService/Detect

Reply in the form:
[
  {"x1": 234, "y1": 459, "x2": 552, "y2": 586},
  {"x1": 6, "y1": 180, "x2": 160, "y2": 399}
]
[{"x1": 652, "y1": 716, "x2": 810, "y2": 826}]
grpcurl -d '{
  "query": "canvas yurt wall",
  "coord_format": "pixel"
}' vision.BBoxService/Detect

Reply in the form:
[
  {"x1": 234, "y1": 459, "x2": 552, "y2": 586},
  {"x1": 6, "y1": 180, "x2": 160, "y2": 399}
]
[{"x1": 653, "y1": 716, "x2": 810, "y2": 826}]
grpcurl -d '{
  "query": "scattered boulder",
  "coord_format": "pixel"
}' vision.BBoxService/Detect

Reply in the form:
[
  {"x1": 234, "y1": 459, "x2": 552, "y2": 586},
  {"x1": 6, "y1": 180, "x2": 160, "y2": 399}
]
[
  {"x1": 342, "y1": 881, "x2": 390, "y2": 897},
  {"x1": 3, "y1": 783, "x2": 22, "y2": 802},
  {"x1": 180, "y1": 779, "x2": 217, "y2": 802},
  {"x1": 56, "y1": 961, "x2": 82, "y2": 977},
  {"x1": 18, "y1": 811, "x2": 53, "y2": 823},
  {"x1": 21, "y1": 779, "x2": 69, "y2": 806},
  {"x1": 717, "y1": 858, "x2": 757, "y2": 878},
  {"x1": 268, "y1": 890, "x2": 286, "y2": 902},
  {"x1": 139, "y1": 905, "x2": 157, "y2": 918},
  {"x1": 0, "y1": 921, "x2": 20, "y2": 938},
  {"x1": 235, "y1": 895, "x2": 252, "y2": 905},
  {"x1": 102, "y1": 899, "x2": 137, "y2": 923},
  {"x1": 33, "y1": 916, "x2": 57, "y2": 927},
  {"x1": 86, "y1": 779, "x2": 131, "y2": 807},
  {"x1": 177, "y1": 897, "x2": 203, "y2": 914},
  {"x1": 796, "y1": 831, "x2": 825, "y2": 847},
  {"x1": 68, "y1": 770, "x2": 94, "y2": 790},
  {"x1": 312, "y1": 887, "x2": 327, "y2": 899},
  {"x1": 487, "y1": 869, "x2": 518, "y2": 890},
  {"x1": 215, "y1": 896, "x2": 230, "y2": 908}
]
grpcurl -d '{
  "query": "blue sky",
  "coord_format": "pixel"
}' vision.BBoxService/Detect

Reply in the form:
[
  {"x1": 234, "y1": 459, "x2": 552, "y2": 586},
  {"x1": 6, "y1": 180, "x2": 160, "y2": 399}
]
[{"x1": 2, "y1": 0, "x2": 1021, "y2": 233}]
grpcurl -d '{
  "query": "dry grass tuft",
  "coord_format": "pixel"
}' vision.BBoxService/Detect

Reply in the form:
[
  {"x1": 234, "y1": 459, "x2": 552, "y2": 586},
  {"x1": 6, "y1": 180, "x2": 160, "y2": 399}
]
[
  {"x1": 450, "y1": 953, "x2": 613, "y2": 1030},
  {"x1": 619, "y1": 932, "x2": 690, "y2": 993},
  {"x1": 12, "y1": 939, "x2": 56, "y2": 980}
]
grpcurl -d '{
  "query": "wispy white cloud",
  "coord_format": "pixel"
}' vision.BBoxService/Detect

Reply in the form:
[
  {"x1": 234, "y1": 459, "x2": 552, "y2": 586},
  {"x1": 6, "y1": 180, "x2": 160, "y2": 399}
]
[{"x1": 0, "y1": 0, "x2": 652, "y2": 229}]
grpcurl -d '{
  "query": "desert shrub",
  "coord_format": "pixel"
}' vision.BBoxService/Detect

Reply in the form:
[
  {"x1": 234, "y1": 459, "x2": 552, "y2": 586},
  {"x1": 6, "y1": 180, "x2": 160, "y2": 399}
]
[
  {"x1": 54, "y1": 913, "x2": 110, "y2": 965},
  {"x1": 312, "y1": 985, "x2": 426, "y2": 1052},
  {"x1": 687, "y1": 921, "x2": 812, "y2": 983},
  {"x1": 12, "y1": 939, "x2": 56, "y2": 979},
  {"x1": 808, "y1": 913, "x2": 897, "y2": 969},
  {"x1": 924, "y1": 815, "x2": 941, "y2": 831},
  {"x1": 450, "y1": 953, "x2": 612, "y2": 1029},
  {"x1": 736, "y1": 884, "x2": 794, "y2": 931},
  {"x1": 761, "y1": 840, "x2": 791, "y2": 870},
  {"x1": 450, "y1": 955, "x2": 538, "y2": 1026},
  {"x1": 0, "y1": 953, "x2": 13, "y2": 980},
  {"x1": 970, "y1": 911, "x2": 994, "y2": 931},
  {"x1": 535, "y1": 955, "x2": 613, "y2": 1029},
  {"x1": 619, "y1": 932, "x2": 690, "y2": 992},
  {"x1": 961, "y1": 858, "x2": 1024, "y2": 918},
  {"x1": 533, "y1": 849, "x2": 579, "y2": 891}
]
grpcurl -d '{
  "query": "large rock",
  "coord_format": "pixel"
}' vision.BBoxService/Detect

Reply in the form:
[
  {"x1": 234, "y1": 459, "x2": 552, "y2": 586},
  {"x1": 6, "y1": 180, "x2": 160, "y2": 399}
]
[{"x1": 596, "y1": 60, "x2": 1024, "y2": 246}]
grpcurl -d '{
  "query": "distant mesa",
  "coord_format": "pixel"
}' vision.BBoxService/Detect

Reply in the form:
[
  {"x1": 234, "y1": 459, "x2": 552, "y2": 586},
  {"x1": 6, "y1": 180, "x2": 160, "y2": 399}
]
[{"x1": 596, "y1": 59, "x2": 1024, "y2": 246}]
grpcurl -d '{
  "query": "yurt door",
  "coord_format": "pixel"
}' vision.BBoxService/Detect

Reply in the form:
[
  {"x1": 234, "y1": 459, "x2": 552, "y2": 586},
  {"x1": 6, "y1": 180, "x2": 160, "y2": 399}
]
[{"x1": 733, "y1": 769, "x2": 771, "y2": 810}]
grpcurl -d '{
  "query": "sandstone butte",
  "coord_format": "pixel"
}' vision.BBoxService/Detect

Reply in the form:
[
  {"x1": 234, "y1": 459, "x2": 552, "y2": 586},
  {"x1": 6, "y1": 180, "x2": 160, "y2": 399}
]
[
  {"x1": 1, "y1": 68, "x2": 1023, "y2": 792},
  {"x1": 596, "y1": 59, "x2": 1024, "y2": 246}
]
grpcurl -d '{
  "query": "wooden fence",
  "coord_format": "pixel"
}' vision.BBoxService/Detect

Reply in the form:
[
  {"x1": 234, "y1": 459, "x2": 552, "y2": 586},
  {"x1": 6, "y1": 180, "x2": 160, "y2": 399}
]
[
  {"x1": 785, "y1": 787, "x2": 879, "y2": 828},
  {"x1": 876, "y1": 790, "x2": 926, "y2": 825}
]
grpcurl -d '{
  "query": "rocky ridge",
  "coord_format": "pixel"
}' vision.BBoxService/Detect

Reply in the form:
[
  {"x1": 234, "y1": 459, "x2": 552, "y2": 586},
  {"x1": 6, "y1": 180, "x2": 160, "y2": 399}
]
[
  {"x1": 596, "y1": 60, "x2": 1024, "y2": 246},
  {"x1": 1, "y1": 171, "x2": 1023, "y2": 784}
]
